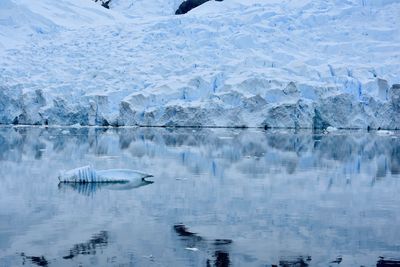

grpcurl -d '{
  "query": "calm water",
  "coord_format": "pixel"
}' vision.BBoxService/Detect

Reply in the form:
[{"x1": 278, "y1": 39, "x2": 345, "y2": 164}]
[{"x1": 0, "y1": 126, "x2": 400, "y2": 267}]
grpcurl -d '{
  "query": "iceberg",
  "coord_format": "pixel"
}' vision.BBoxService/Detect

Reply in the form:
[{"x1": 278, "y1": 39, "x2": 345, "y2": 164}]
[{"x1": 58, "y1": 165, "x2": 153, "y2": 183}]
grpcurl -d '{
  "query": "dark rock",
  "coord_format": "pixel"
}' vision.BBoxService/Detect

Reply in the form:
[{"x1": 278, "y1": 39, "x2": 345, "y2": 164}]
[
  {"x1": 93, "y1": 0, "x2": 111, "y2": 9},
  {"x1": 175, "y1": 0, "x2": 223, "y2": 15}
]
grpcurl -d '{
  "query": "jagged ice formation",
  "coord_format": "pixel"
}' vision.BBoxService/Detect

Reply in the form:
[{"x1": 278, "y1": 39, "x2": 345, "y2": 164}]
[{"x1": 0, "y1": 0, "x2": 399, "y2": 129}]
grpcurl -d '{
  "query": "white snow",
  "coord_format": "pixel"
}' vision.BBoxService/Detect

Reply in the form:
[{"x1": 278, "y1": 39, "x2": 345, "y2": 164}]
[{"x1": 0, "y1": 0, "x2": 400, "y2": 128}]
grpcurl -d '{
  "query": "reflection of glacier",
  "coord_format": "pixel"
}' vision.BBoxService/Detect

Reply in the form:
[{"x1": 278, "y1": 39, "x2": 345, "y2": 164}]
[
  {"x1": 1, "y1": 127, "x2": 399, "y2": 178},
  {"x1": 0, "y1": 127, "x2": 400, "y2": 266}
]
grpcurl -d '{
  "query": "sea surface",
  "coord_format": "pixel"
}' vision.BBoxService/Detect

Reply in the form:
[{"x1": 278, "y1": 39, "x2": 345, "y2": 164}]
[{"x1": 0, "y1": 126, "x2": 399, "y2": 267}]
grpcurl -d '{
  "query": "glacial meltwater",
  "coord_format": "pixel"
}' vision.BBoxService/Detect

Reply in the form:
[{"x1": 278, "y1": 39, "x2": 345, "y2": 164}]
[{"x1": 0, "y1": 126, "x2": 400, "y2": 267}]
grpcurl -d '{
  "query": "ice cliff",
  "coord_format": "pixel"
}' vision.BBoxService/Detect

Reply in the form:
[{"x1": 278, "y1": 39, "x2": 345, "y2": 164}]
[{"x1": 0, "y1": 0, "x2": 399, "y2": 129}]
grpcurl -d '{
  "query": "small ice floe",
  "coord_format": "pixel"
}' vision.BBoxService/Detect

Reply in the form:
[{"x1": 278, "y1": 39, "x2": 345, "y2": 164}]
[
  {"x1": 325, "y1": 126, "x2": 338, "y2": 133},
  {"x1": 58, "y1": 165, "x2": 153, "y2": 184},
  {"x1": 143, "y1": 255, "x2": 155, "y2": 261},
  {"x1": 61, "y1": 130, "x2": 70, "y2": 134},
  {"x1": 218, "y1": 136, "x2": 234, "y2": 140},
  {"x1": 96, "y1": 156, "x2": 120, "y2": 160},
  {"x1": 376, "y1": 130, "x2": 394, "y2": 135},
  {"x1": 185, "y1": 247, "x2": 199, "y2": 252}
]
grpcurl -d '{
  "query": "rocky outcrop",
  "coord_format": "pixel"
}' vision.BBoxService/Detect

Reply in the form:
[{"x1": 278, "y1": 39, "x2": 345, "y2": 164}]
[
  {"x1": 175, "y1": 0, "x2": 223, "y2": 15},
  {"x1": 93, "y1": 0, "x2": 111, "y2": 9}
]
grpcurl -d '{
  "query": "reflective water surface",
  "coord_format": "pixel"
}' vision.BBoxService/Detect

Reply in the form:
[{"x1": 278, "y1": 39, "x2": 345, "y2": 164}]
[{"x1": 0, "y1": 126, "x2": 400, "y2": 267}]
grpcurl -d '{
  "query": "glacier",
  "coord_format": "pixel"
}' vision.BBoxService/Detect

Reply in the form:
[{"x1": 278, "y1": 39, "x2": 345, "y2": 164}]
[{"x1": 0, "y1": 0, "x2": 400, "y2": 129}]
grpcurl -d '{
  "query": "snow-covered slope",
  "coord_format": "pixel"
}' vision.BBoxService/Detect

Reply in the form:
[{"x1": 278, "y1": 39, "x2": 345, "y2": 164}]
[
  {"x1": 1, "y1": 0, "x2": 400, "y2": 129},
  {"x1": 0, "y1": 0, "x2": 126, "y2": 49},
  {"x1": 0, "y1": 0, "x2": 58, "y2": 49}
]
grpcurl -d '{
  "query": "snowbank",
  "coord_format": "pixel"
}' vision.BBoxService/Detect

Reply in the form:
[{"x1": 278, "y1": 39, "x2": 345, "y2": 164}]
[{"x1": 0, "y1": 0, "x2": 399, "y2": 129}]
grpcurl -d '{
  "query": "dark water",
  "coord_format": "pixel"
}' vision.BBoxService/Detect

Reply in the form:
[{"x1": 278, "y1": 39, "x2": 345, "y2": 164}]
[{"x1": 0, "y1": 126, "x2": 400, "y2": 267}]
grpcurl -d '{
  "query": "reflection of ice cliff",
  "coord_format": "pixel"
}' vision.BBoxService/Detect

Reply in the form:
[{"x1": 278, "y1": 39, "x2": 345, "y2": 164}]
[{"x1": 0, "y1": 127, "x2": 399, "y2": 178}]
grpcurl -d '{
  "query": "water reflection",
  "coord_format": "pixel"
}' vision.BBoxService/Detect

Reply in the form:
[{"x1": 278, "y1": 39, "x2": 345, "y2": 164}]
[
  {"x1": 20, "y1": 254, "x2": 49, "y2": 267},
  {"x1": 58, "y1": 180, "x2": 154, "y2": 196},
  {"x1": 19, "y1": 231, "x2": 109, "y2": 266},
  {"x1": 58, "y1": 182, "x2": 107, "y2": 196},
  {"x1": 0, "y1": 126, "x2": 400, "y2": 267},
  {"x1": 377, "y1": 257, "x2": 400, "y2": 267},
  {"x1": 207, "y1": 251, "x2": 230, "y2": 267},
  {"x1": 63, "y1": 231, "x2": 108, "y2": 260},
  {"x1": 1, "y1": 127, "x2": 400, "y2": 179},
  {"x1": 173, "y1": 224, "x2": 232, "y2": 267},
  {"x1": 278, "y1": 256, "x2": 311, "y2": 267}
]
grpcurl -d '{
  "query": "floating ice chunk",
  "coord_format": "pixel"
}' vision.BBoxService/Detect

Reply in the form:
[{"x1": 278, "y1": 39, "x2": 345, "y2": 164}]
[
  {"x1": 185, "y1": 247, "x2": 199, "y2": 252},
  {"x1": 58, "y1": 165, "x2": 153, "y2": 183},
  {"x1": 376, "y1": 130, "x2": 394, "y2": 136},
  {"x1": 326, "y1": 126, "x2": 338, "y2": 133},
  {"x1": 107, "y1": 178, "x2": 154, "y2": 190}
]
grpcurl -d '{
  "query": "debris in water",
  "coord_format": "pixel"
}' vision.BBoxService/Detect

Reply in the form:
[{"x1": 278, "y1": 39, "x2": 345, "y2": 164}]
[{"x1": 331, "y1": 256, "x2": 342, "y2": 264}]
